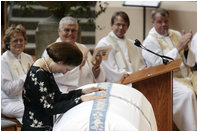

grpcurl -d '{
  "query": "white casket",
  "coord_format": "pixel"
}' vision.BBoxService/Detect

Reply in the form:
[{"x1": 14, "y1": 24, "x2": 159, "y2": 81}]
[{"x1": 53, "y1": 82, "x2": 157, "y2": 131}]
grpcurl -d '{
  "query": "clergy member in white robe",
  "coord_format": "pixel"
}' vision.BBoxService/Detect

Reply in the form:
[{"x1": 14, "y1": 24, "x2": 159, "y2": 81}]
[
  {"x1": 42, "y1": 17, "x2": 105, "y2": 93},
  {"x1": 190, "y1": 33, "x2": 197, "y2": 93},
  {"x1": 142, "y1": 8, "x2": 196, "y2": 131},
  {"x1": 96, "y1": 11, "x2": 146, "y2": 83},
  {"x1": 1, "y1": 24, "x2": 34, "y2": 123},
  {"x1": 190, "y1": 33, "x2": 197, "y2": 63}
]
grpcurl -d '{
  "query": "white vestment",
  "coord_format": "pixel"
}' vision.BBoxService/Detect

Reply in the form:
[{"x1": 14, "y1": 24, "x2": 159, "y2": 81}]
[
  {"x1": 142, "y1": 27, "x2": 197, "y2": 131},
  {"x1": 53, "y1": 83, "x2": 157, "y2": 131},
  {"x1": 96, "y1": 31, "x2": 146, "y2": 83},
  {"x1": 190, "y1": 33, "x2": 197, "y2": 62},
  {"x1": 42, "y1": 38, "x2": 105, "y2": 93},
  {"x1": 1, "y1": 50, "x2": 34, "y2": 122}
]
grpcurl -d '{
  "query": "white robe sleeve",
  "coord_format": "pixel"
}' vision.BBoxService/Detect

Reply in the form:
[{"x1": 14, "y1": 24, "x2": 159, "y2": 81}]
[
  {"x1": 183, "y1": 47, "x2": 196, "y2": 67},
  {"x1": 96, "y1": 39, "x2": 131, "y2": 83},
  {"x1": 1, "y1": 60, "x2": 25, "y2": 97},
  {"x1": 190, "y1": 33, "x2": 197, "y2": 62},
  {"x1": 183, "y1": 33, "x2": 196, "y2": 67},
  {"x1": 142, "y1": 35, "x2": 181, "y2": 66}
]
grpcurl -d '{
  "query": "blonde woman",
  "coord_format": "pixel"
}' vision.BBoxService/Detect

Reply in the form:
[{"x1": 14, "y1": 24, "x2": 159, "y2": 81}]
[{"x1": 1, "y1": 24, "x2": 34, "y2": 123}]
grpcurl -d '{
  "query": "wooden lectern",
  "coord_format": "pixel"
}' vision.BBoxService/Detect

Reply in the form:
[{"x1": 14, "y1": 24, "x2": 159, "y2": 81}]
[{"x1": 121, "y1": 59, "x2": 182, "y2": 131}]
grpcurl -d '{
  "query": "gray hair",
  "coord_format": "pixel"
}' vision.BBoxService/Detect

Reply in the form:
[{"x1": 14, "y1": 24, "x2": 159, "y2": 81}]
[
  {"x1": 152, "y1": 8, "x2": 169, "y2": 20},
  {"x1": 59, "y1": 16, "x2": 78, "y2": 29}
]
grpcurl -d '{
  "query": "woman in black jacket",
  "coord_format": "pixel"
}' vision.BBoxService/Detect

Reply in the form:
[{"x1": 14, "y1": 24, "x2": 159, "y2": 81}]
[{"x1": 22, "y1": 42, "x2": 105, "y2": 131}]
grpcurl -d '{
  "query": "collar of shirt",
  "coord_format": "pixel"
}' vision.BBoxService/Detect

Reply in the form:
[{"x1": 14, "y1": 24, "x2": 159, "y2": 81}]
[
  {"x1": 111, "y1": 31, "x2": 126, "y2": 41},
  {"x1": 151, "y1": 27, "x2": 173, "y2": 39},
  {"x1": 8, "y1": 50, "x2": 21, "y2": 60}
]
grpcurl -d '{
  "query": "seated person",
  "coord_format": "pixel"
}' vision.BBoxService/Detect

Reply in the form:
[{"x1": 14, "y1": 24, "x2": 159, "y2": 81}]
[
  {"x1": 96, "y1": 11, "x2": 146, "y2": 83},
  {"x1": 22, "y1": 42, "x2": 105, "y2": 131},
  {"x1": 190, "y1": 33, "x2": 197, "y2": 93},
  {"x1": 192, "y1": 33, "x2": 197, "y2": 60},
  {"x1": 142, "y1": 8, "x2": 197, "y2": 130},
  {"x1": 1, "y1": 24, "x2": 34, "y2": 123},
  {"x1": 42, "y1": 16, "x2": 105, "y2": 93}
]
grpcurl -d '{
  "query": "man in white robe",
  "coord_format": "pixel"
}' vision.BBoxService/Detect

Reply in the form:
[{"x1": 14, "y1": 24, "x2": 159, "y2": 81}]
[
  {"x1": 96, "y1": 11, "x2": 146, "y2": 83},
  {"x1": 42, "y1": 17, "x2": 105, "y2": 93},
  {"x1": 142, "y1": 8, "x2": 197, "y2": 131}
]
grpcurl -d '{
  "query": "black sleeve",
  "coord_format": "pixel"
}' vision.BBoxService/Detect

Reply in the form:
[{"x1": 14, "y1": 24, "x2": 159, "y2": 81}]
[
  {"x1": 24, "y1": 68, "x2": 83, "y2": 116},
  {"x1": 61, "y1": 89, "x2": 83, "y2": 100}
]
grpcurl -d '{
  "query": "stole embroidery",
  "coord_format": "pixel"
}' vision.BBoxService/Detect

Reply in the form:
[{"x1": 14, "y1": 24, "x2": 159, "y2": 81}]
[
  {"x1": 89, "y1": 83, "x2": 153, "y2": 130},
  {"x1": 89, "y1": 82, "x2": 112, "y2": 131}
]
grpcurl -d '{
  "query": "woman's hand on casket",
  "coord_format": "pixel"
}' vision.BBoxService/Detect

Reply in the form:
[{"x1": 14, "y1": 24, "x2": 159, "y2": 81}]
[
  {"x1": 81, "y1": 95, "x2": 106, "y2": 102},
  {"x1": 82, "y1": 87, "x2": 106, "y2": 94},
  {"x1": 80, "y1": 87, "x2": 106, "y2": 102}
]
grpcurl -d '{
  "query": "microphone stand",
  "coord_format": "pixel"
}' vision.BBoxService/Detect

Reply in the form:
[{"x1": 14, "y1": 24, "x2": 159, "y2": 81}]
[{"x1": 134, "y1": 39, "x2": 174, "y2": 64}]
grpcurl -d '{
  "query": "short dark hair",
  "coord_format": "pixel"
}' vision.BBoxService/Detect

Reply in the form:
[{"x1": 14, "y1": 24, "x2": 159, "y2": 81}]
[
  {"x1": 152, "y1": 8, "x2": 169, "y2": 20},
  {"x1": 111, "y1": 11, "x2": 130, "y2": 27},
  {"x1": 4, "y1": 24, "x2": 27, "y2": 50},
  {"x1": 46, "y1": 42, "x2": 83, "y2": 66}
]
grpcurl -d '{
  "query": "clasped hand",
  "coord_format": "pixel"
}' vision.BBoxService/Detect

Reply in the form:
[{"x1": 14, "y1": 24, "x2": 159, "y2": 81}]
[{"x1": 177, "y1": 30, "x2": 193, "y2": 52}]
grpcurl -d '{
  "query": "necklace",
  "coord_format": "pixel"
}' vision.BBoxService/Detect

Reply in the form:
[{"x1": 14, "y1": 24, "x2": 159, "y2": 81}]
[{"x1": 42, "y1": 58, "x2": 51, "y2": 73}]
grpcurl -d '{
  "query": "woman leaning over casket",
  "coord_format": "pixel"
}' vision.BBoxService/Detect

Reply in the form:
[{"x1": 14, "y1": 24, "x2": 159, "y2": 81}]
[{"x1": 21, "y1": 42, "x2": 105, "y2": 131}]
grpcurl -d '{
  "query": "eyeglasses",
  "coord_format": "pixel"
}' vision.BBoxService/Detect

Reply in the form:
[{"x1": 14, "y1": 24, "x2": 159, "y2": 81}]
[
  {"x1": 10, "y1": 39, "x2": 24, "y2": 43},
  {"x1": 114, "y1": 23, "x2": 128, "y2": 28},
  {"x1": 63, "y1": 28, "x2": 77, "y2": 33}
]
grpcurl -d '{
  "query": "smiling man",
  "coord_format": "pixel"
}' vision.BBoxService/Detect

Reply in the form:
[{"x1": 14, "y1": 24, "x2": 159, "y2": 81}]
[
  {"x1": 96, "y1": 11, "x2": 146, "y2": 83},
  {"x1": 142, "y1": 8, "x2": 197, "y2": 131},
  {"x1": 42, "y1": 16, "x2": 105, "y2": 93}
]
